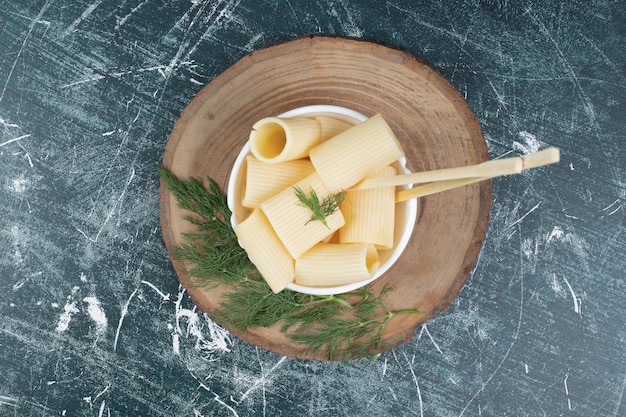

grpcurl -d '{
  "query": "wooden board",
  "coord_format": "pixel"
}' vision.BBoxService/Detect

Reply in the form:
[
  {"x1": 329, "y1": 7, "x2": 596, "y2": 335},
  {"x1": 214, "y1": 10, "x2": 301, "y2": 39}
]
[{"x1": 159, "y1": 36, "x2": 491, "y2": 360}]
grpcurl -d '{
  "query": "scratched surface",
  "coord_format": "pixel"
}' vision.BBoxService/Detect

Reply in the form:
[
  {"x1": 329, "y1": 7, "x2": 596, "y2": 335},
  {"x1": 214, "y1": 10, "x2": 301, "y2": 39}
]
[{"x1": 1, "y1": 0, "x2": 625, "y2": 416}]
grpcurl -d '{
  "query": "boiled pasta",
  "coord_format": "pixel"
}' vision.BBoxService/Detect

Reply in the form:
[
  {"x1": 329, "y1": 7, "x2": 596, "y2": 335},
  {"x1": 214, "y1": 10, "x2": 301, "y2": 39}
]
[
  {"x1": 242, "y1": 155, "x2": 315, "y2": 208},
  {"x1": 295, "y1": 243, "x2": 380, "y2": 286},
  {"x1": 340, "y1": 165, "x2": 397, "y2": 249},
  {"x1": 260, "y1": 172, "x2": 345, "y2": 259},
  {"x1": 315, "y1": 116, "x2": 353, "y2": 141},
  {"x1": 234, "y1": 112, "x2": 409, "y2": 292},
  {"x1": 308, "y1": 114, "x2": 405, "y2": 192},
  {"x1": 233, "y1": 209, "x2": 294, "y2": 293},
  {"x1": 249, "y1": 117, "x2": 320, "y2": 163}
]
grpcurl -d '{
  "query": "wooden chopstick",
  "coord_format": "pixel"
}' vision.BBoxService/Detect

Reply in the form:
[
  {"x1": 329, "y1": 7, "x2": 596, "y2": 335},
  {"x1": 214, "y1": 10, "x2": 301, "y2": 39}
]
[
  {"x1": 395, "y1": 176, "x2": 489, "y2": 202},
  {"x1": 395, "y1": 147, "x2": 560, "y2": 202},
  {"x1": 519, "y1": 146, "x2": 560, "y2": 170},
  {"x1": 351, "y1": 155, "x2": 523, "y2": 191}
]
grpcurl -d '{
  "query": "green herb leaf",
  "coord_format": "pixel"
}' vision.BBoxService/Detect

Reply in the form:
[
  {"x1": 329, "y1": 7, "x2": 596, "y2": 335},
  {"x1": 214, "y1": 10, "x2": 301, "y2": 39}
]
[{"x1": 294, "y1": 186, "x2": 346, "y2": 229}]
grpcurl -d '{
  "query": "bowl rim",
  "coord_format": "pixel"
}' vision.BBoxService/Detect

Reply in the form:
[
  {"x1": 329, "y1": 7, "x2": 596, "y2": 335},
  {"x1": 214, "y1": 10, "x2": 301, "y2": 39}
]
[{"x1": 227, "y1": 104, "x2": 418, "y2": 295}]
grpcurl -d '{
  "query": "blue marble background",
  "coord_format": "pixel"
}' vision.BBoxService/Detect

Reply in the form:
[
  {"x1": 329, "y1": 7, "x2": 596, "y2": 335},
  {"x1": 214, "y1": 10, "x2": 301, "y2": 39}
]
[{"x1": 1, "y1": 1, "x2": 624, "y2": 416}]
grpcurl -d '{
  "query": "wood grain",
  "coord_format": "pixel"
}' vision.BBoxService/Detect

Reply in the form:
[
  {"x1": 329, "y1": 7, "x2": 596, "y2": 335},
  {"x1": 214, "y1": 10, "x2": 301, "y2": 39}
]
[{"x1": 159, "y1": 36, "x2": 491, "y2": 360}]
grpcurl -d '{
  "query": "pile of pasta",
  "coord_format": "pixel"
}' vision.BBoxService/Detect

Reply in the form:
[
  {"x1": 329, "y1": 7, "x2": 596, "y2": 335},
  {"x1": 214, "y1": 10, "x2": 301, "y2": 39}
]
[{"x1": 233, "y1": 113, "x2": 405, "y2": 293}]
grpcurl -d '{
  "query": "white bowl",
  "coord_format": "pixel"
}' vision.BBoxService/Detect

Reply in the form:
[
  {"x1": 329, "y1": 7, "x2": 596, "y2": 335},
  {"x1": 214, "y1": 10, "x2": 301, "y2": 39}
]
[{"x1": 227, "y1": 105, "x2": 417, "y2": 295}]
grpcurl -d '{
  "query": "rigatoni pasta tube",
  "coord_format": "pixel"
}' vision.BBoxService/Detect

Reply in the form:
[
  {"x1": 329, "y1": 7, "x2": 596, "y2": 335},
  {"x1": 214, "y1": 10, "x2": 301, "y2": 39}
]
[
  {"x1": 340, "y1": 165, "x2": 397, "y2": 249},
  {"x1": 242, "y1": 155, "x2": 315, "y2": 208},
  {"x1": 249, "y1": 117, "x2": 321, "y2": 163},
  {"x1": 309, "y1": 114, "x2": 404, "y2": 192},
  {"x1": 233, "y1": 210, "x2": 294, "y2": 293},
  {"x1": 261, "y1": 172, "x2": 345, "y2": 259},
  {"x1": 315, "y1": 116, "x2": 353, "y2": 141},
  {"x1": 295, "y1": 243, "x2": 380, "y2": 286}
]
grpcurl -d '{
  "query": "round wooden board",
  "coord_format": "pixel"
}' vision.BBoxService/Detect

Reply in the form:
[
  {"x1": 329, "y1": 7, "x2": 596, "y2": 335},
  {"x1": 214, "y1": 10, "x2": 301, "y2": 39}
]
[{"x1": 160, "y1": 36, "x2": 491, "y2": 361}]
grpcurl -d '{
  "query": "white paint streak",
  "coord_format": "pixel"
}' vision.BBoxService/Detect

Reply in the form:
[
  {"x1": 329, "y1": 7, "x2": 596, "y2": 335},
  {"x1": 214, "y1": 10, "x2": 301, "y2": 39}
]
[
  {"x1": 56, "y1": 287, "x2": 80, "y2": 333},
  {"x1": 0, "y1": 134, "x2": 32, "y2": 148},
  {"x1": 606, "y1": 205, "x2": 622, "y2": 217},
  {"x1": 551, "y1": 273, "x2": 566, "y2": 297},
  {"x1": 602, "y1": 199, "x2": 620, "y2": 212},
  {"x1": 174, "y1": 286, "x2": 232, "y2": 355},
  {"x1": 284, "y1": 0, "x2": 303, "y2": 31},
  {"x1": 62, "y1": 65, "x2": 169, "y2": 89},
  {"x1": 22, "y1": 150, "x2": 34, "y2": 168},
  {"x1": 60, "y1": 0, "x2": 103, "y2": 38},
  {"x1": 423, "y1": 325, "x2": 448, "y2": 360},
  {"x1": 115, "y1": 0, "x2": 149, "y2": 30},
  {"x1": 547, "y1": 226, "x2": 565, "y2": 243},
  {"x1": 493, "y1": 149, "x2": 515, "y2": 160},
  {"x1": 564, "y1": 373, "x2": 572, "y2": 410},
  {"x1": 527, "y1": 8, "x2": 600, "y2": 130},
  {"x1": 94, "y1": 384, "x2": 110, "y2": 400},
  {"x1": 11, "y1": 177, "x2": 28, "y2": 193},
  {"x1": 0, "y1": 0, "x2": 53, "y2": 104},
  {"x1": 601, "y1": 199, "x2": 623, "y2": 217},
  {"x1": 328, "y1": 0, "x2": 363, "y2": 37},
  {"x1": 213, "y1": 395, "x2": 239, "y2": 417},
  {"x1": 0, "y1": 395, "x2": 18, "y2": 407},
  {"x1": 237, "y1": 356, "x2": 287, "y2": 403},
  {"x1": 613, "y1": 368, "x2": 626, "y2": 417},
  {"x1": 521, "y1": 238, "x2": 535, "y2": 260},
  {"x1": 564, "y1": 213, "x2": 580, "y2": 220},
  {"x1": 0, "y1": 116, "x2": 19, "y2": 128},
  {"x1": 113, "y1": 287, "x2": 139, "y2": 352},
  {"x1": 79, "y1": 167, "x2": 135, "y2": 243},
  {"x1": 105, "y1": 272, "x2": 170, "y2": 352},
  {"x1": 508, "y1": 202, "x2": 542, "y2": 229},
  {"x1": 386, "y1": 2, "x2": 499, "y2": 57},
  {"x1": 205, "y1": 319, "x2": 231, "y2": 352},
  {"x1": 172, "y1": 332, "x2": 180, "y2": 355},
  {"x1": 403, "y1": 352, "x2": 424, "y2": 417},
  {"x1": 60, "y1": 74, "x2": 106, "y2": 89},
  {"x1": 140, "y1": 280, "x2": 170, "y2": 301},
  {"x1": 243, "y1": 33, "x2": 263, "y2": 52},
  {"x1": 513, "y1": 131, "x2": 542, "y2": 155},
  {"x1": 13, "y1": 271, "x2": 42, "y2": 291},
  {"x1": 190, "y1": 370, "x2": 239, "y2": 417},
  {"x1": 563, "y1": 277, "x2": 581, "y2": 316},
  {"x1": 165, "y1": 0, "x2": 241, "y2": 78},
  {"x1": 83, "y1": 296, "x2": 108, "y2": 335}
]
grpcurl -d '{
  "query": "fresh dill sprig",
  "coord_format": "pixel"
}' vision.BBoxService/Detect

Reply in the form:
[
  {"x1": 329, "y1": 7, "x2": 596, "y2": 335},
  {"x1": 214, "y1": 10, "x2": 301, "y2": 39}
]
[
  {"x1": 158, "y1": 166, "x2": 420, "y2": 360},
  {"x1": 158, "y1": 166, "x2": 251, "y2": 287},
  {"x1": 213, "y1": 281, "x2": 352, "y2": 332},
  {"x1": 288, "y1": 286, "x2": 421, "y2": 361},
  {"x1": 294, "y1": 186, "x2": 346, "y2": 229}
]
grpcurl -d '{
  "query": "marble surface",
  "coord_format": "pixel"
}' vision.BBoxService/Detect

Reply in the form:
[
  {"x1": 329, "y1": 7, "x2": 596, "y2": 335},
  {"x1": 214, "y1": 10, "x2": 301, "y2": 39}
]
[{"x1": 1, "y1": 1, "x2": 624, "y2": 416}]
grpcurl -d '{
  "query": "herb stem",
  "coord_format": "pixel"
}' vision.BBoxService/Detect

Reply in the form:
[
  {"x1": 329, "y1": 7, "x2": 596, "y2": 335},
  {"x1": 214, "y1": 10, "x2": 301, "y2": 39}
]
[
  {"x1": 355, "y1": 309, "x2": 421, "y2": 328},
  {"x1": 306, "y1": 295, "x2": 353, "y2": 308},
  {"x1": 388, "y1": 309, "x2": 422, "y2": 316}
]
